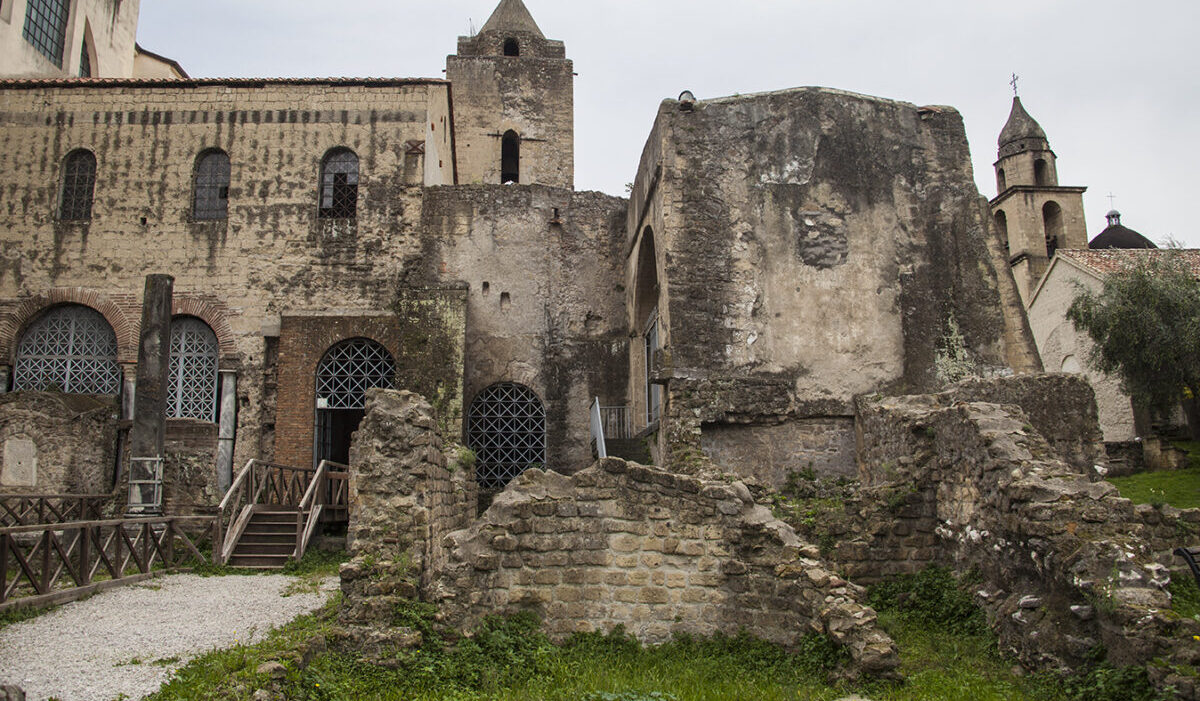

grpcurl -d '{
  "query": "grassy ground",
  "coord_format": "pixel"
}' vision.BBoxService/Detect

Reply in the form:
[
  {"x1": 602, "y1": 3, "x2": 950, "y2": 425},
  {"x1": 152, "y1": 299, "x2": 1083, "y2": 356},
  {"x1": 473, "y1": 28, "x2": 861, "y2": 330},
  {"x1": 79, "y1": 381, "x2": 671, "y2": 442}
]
[
  {"x1": 145, "y1": 567, "x2": 1106, "y2": 701},
  {"x1": 1106, "y1": 441, "x2": 1200, "y2": 509}
]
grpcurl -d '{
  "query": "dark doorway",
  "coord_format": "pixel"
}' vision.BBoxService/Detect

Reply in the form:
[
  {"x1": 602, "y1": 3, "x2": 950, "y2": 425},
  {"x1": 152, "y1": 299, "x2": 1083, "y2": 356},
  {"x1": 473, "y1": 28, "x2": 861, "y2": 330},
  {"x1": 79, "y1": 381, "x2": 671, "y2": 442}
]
[
  {"x1": 503, "y1": 38, "x2": 520, "y2": 56},
  {"x1": 501, "y1": 130, "x2": 520, "y2": 183},
  {"x1": 313, "y1": 338, "x2": 395, "y2": 467}
]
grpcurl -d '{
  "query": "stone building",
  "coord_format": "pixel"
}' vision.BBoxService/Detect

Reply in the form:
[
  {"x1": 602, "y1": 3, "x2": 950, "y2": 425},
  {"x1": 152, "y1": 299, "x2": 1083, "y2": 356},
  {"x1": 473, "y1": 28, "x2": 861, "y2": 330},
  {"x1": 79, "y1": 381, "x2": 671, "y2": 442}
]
[{"x1": 0, "y1": 0, "x2": 1039, "y2": 503}]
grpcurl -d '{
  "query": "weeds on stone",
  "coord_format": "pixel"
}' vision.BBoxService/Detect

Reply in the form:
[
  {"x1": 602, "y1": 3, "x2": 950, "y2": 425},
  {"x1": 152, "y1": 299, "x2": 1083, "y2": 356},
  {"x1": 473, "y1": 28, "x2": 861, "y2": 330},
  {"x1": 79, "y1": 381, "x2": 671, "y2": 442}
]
[
  {"x1": 1060, "y1": 662, "x2": 1171, "y2": 701},
  {"x1": 1170, "y1": 571, "x2": 1200, "y2": 619},
  {"x1": 867, "y1": 565, "x2": 988, "y2": 635}
]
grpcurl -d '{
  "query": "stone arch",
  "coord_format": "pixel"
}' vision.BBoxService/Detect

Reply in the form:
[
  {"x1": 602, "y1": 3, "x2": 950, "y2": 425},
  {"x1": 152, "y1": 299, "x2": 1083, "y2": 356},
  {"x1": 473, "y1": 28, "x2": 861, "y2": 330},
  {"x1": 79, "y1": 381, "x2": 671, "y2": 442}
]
[
  {"x1": 633, "y1": 226, "x2": 659, "y2": 331},
  {"x1": 993, "y1": 210, "x2": 1009, "y2": 253},
  {"x1": 1, "y1": 289, "x2": 135, "y2": 364},
  {"x1": 1034, "y1": 158, "x2": 1050, "y2": 186},
  {"x1": 314, "y1": 337, "x2": 396, "y2": 467},
  {"x1": 501, "y1": 130, "x2": 520, "y2": 184},
  {"x1": 1043, "y1": 201, "x2": 1064, "y2": 258},
  {"x1": 171, "y1": 296, "x2": 238, "y2": 365},
  {"x1": 996, "y1": 168, "x2": 1006, "y2": 193}
]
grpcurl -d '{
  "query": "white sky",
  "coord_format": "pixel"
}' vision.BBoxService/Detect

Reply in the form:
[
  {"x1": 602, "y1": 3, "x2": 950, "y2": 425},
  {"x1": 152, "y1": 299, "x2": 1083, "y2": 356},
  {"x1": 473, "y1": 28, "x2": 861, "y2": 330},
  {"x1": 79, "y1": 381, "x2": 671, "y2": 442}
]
[{"x1": 137, "y1": 1, "x2": 1199, "y2": 245}]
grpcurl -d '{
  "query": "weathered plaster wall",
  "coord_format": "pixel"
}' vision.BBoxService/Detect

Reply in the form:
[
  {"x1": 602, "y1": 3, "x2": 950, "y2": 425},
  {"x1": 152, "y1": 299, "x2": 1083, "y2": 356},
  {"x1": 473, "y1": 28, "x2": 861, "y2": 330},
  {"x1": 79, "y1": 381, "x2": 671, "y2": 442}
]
[
  {"x1": 419, "y1": 185, "x2": 629, "y2": 475},
  {"x1": 0, "y1": 0, "x2": 140, "y2": 79},
  {"x1": 626, "y1": 87, "x2": 1031, "y2": 469},
  {"x1": 1027, "y1": 260, "x2": 1136, "y2": 442},
  {"x1": 433, "y1": 458, "x2": 899, "y2": 677},
  {"x1": 700, "y1": 418, "x2": 857, "y2": 486},
  {"x1": 0, "y1": 391, "x2": 117, "y2": 493},
  {"x1": 0, "y1": 80, "x2": 452, "y2": 477}
]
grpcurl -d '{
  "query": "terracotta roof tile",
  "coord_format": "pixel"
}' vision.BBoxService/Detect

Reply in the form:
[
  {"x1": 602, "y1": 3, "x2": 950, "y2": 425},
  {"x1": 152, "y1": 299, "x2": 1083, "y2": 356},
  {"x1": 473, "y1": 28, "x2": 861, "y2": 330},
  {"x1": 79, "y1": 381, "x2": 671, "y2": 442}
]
[
  {"x1": 1058, "y1": 248, "x2": 1200, "y2": 277},
  {"x1": 0, "y1": 77, "x2": 446, "y2": 89}
]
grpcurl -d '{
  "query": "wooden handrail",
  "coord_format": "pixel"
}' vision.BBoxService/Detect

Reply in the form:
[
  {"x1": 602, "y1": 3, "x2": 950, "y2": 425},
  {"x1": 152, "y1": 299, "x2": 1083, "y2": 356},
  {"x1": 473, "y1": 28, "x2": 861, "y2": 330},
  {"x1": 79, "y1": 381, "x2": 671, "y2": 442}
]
[
  {"x1": 1, "y1": 515, "x2": 213, "y2": 535},
  {"x1": 0, "y1": 494, "x2": 111, "y2": 527},
  {"x1": 217, "y1": 459, "x2": 255, "y2": 513},
  {"x1": 295, "y1": 460, "x2": 330, "y2": 559}
]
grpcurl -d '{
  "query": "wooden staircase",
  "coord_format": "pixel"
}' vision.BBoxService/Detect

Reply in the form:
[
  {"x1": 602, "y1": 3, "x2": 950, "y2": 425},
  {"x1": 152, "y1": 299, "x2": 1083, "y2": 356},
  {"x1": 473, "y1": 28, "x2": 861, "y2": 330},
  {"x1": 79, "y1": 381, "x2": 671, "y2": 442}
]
[{"x1": 228, "y1": 507, "x2": 301, "y2": 568}]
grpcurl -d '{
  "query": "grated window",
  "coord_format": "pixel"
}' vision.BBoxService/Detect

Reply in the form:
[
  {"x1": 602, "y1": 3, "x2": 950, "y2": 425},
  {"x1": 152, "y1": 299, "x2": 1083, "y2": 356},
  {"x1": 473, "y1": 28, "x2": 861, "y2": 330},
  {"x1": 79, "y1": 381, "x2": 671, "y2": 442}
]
[
  {"x1": 22, "y1": 0, "x2": 68, "y2": 67},
  {"x1": 59, "y1": 150, "x2": 96, "y2": 220},
  {"x1": 14, "y1": 305, "x2": 121, "y2": 395},
  {"x1": 318, "y1": 149, "x2": 359, "y2": 219},
  {"x1": 167, "y1": 317, "x2": 218, "y2": 421},
  {"x1": 466, "y1": 382, "x2": 546, "y2": 489},
  {"x1": 193, "y1": 150, "x2": 230, "y2": 220}
]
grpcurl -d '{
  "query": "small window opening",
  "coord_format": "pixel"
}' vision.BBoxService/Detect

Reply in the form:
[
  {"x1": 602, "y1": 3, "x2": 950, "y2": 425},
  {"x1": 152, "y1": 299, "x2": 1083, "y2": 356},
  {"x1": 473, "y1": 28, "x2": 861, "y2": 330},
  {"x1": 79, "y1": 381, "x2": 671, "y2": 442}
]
[
  {"x1": 503, "y1": 38, "x2": 519, "y2": 56},
  {"x1": 318, "y1": 148, "x2": 359, "y2": 219},
  {"x1": 482, "y1": 281, "x2": 490, "y2": 296},
  {"x1": 59, "y1": 149, "x2": 96, "y2": 220},
  {"x1": 500, "y1": 292, "x2": 511, "y2": 310},
  {"x1": 994, "y1": 210, "x2": 1009, "y2": 254},
  {"x1": 996, "y1": 168, "x2": 1006, "y2": 193},
  {"x1": 194, "y1": 149, "x2": 231, "y2": 220},
  {"x1": 501, "y1": 130, "x2": 520, "y2": 184},
  {"x1": 1043, "y1": 201, "x2": 1063, "y2": 258},
  {"x1": 1034, "y1": 158, "x2": 1049, "y2": 186}
]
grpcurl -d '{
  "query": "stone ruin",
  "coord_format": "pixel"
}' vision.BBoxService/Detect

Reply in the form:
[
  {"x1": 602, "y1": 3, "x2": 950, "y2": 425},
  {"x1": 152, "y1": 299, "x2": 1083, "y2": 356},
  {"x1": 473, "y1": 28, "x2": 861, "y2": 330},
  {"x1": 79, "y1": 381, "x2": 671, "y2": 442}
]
[{"x1": 338, "y1": 380, "x2": 1200, "y2": 693}]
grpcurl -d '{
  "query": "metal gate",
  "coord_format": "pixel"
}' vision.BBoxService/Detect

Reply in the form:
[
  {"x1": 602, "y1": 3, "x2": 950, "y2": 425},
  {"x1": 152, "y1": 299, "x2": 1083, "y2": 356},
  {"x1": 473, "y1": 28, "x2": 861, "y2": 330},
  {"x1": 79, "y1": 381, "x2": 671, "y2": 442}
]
[
  {"x1": 13, "y1": 305, "x2": 121, "y2": 395},
  {"x1": 314, "y1": 338, "x2": 394, "y2": 466},
  {"x1": 466, "y1": 382, "x2": 546, "y2": 489}
]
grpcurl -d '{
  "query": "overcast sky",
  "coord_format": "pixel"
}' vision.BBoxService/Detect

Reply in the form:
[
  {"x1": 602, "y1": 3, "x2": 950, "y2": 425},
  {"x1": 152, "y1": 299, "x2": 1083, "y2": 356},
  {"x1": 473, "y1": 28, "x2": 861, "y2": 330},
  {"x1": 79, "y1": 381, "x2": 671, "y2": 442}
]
[{"x1": 137, "y1": 1, "x2": 1199, "y2": 246}]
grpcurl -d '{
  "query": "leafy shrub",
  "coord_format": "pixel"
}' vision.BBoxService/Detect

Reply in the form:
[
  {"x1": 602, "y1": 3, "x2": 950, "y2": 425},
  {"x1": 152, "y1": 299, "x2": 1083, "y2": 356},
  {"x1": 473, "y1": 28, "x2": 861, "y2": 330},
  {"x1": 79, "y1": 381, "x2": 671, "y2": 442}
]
[
  {"x1": 868, "y1": 565, "x2": 988, "y2": 635},
  {"x1": 1170, "y1": 571, "x2": 1200, "y2": 619},
  {"x1": 580, "y1": 693, "x2": 678, "y2": 701},
  {"x1": 1062, "y1": 663, "x2": 1170, "y2": 701}
]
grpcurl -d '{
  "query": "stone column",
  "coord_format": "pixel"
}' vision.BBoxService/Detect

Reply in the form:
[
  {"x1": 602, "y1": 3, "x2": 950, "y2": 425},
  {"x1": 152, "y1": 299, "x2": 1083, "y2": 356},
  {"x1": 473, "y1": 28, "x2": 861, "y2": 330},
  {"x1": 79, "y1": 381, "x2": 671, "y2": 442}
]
[
  {"x1": 120, "y1": 364, "x2": 136, "y2": 420},
  {"x1": 127, "y1": 274, "x2": 173, "y2": 513},
  {"x1": 215, "y1": 370, "x2": 238, "y2": 494}
]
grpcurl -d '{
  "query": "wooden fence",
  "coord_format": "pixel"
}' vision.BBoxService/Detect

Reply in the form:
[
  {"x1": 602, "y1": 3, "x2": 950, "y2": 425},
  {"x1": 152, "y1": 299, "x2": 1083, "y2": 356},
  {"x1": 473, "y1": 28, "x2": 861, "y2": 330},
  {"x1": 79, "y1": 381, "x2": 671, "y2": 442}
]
[
  {"x1": 0, "y1": 516, "x2": 216, "y2": 611},
  {"x1": 0, "y1": 494, "x2": 109, "y2": 527}
]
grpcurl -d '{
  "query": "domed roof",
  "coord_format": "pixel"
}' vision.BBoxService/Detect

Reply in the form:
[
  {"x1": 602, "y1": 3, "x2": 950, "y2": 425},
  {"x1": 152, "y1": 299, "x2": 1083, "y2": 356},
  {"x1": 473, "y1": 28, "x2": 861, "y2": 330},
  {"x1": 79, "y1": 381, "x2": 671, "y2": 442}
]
[
  {"x1": 998, "y1": 97, "x2": 1048, "y2": 148},
  {"x1": 1088, "y1": 211, "x2": 1157, "y2": 250}
]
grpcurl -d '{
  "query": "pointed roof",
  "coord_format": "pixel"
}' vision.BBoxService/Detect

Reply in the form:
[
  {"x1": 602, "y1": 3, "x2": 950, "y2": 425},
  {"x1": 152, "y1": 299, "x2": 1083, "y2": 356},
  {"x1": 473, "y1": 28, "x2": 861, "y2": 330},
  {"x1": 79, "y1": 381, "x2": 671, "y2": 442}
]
[
  {"x1": 480, "y1": 0, "x2": 545, "y2": 39},
  {"x1": 998, "y1": 96, "x2": 1047, "y2": 148}
]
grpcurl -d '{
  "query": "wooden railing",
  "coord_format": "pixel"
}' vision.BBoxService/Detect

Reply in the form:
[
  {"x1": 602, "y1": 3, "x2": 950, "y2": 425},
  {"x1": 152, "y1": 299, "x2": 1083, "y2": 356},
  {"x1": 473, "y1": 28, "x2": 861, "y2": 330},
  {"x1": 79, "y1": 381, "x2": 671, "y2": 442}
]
[
  {"x1": 215, "y1": 460, "x2": 348, "y2": 565},
  {"x1": 0, "y1": 515, "x2": 215, "y2": 611},
  {"x1": 0, "y1": 494, "x2": 110, "y2": 527}
]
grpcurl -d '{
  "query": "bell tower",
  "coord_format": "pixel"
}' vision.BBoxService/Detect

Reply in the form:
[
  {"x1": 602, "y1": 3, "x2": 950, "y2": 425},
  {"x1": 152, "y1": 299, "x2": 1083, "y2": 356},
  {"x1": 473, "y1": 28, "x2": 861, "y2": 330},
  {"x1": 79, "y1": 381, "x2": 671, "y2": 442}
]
[
  {"x1": 447, "y1": 0, "x2": 574, "y2": 189},
  {"x1": 989, "y1": 94, "x2": 1088, "y2": 304}
]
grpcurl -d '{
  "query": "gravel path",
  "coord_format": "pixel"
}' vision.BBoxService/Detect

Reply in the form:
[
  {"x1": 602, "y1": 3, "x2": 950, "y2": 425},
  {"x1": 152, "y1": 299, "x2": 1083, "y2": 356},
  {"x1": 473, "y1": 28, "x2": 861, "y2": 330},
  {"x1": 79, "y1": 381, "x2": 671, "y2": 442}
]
[{"x1": 0, "y1": 573, "x2": 335, "y2": 701}]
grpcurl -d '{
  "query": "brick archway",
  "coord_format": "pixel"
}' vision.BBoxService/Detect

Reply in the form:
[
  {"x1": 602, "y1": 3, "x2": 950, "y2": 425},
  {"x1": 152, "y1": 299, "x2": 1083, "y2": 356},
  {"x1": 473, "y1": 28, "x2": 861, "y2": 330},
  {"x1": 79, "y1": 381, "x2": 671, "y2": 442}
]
[
  {"x1": 172, "y1": 296, "x2": 239, "y2": 365},
  {"x1": 0, "y1": 289, "x2": 136, "y2": 364}
]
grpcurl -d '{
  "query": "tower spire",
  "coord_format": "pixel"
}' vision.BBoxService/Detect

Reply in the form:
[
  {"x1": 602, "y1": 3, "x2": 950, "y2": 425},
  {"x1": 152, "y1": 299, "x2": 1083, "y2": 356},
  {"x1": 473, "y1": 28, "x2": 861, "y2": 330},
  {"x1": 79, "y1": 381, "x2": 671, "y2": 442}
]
[{"x1": 480, "y1": 0, "x2": 545, "y2": 39}]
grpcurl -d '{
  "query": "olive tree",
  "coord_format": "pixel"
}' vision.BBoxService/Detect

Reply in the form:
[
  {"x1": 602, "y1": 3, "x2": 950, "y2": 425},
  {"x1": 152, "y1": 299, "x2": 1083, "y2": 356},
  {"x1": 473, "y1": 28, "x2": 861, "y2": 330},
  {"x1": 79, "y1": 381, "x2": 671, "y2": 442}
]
[{"x1": 1067, "y1": 253, "x2": 1200, "y2": 438}]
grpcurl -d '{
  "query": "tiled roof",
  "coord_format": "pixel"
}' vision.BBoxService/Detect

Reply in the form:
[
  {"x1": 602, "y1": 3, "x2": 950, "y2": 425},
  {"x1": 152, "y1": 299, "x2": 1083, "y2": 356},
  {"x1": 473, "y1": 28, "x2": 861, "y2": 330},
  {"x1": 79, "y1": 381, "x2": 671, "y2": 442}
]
[
  {"x1": 1059, "y1": 248, "x2": 1200, "y2": 277},
  {"x1": 0, "y1": 77, "x2": 446, "y2": 90}
]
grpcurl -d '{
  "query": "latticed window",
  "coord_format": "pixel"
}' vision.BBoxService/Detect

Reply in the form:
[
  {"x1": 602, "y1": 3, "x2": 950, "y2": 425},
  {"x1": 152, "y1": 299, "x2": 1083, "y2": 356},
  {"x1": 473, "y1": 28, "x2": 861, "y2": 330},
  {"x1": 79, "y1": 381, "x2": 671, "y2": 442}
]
[
  {"x1": 14, "y1": 305, "x2": 121, "y2": 395},
  {"x1": 78, "y1": 40, "x2": 92, "y2": 77},
  {"x1": 318, "y1": 149, "x2": 359, "y2": 219},
  {"x1": 167, "y1": 317, "x2": 218, "y2": 421},
  {"x1": 314, "y1": 338, "x2": 394, "y2": 466},
  {"x1": 466, "y1": 382, "x2": 546, "y2": 490},
  {"x1": 59, "y1": 150, "x2": 96, "y2": 221},
  {"x1": 193, "y1": 150, "x2": 230, "y2": 220},
  {"x1": 22, "y1": 0, "x2": 69, "y2": 67}
]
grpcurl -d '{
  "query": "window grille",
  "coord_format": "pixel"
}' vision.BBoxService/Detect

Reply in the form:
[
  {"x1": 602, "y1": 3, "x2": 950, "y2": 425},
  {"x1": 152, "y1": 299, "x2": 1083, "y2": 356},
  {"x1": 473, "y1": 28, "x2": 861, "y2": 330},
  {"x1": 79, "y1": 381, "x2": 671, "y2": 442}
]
[
  {"x1": 13, "y1": 305, "x2": 121, "y2": 395},
  {"x1": 22, "y1": 0, "x2": 68, "y2": 67},
  {"x1": 59, "y1": 150, "x2": 96, "y2": 220},
  {"x1": 315, "y1": 338, "x2": 394, "y2": 410},
  {"x1": 318, "y1": 149, "x2": 359, "y2": 219},
  {"x1": 193, "y1": 150, "x2": 230, "y2": 220},
  {"x1": 167, "y1": 317, "x2": 218, "y2": 421},
  {"x1": 466, "y1": 382, "x2": 546, "y2": 490},
  {"x1": 78, "y1": 39, "x2": 91, "y2": 77}
]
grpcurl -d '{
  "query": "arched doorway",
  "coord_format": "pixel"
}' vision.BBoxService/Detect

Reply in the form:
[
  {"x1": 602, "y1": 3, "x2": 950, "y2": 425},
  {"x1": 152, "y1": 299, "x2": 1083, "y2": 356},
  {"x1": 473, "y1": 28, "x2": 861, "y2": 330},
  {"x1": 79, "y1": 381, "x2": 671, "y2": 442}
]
[
  {"x1": 13, "y1": 304, "x2": 121, "y2": 395},
  {"x1": 313, "y1": 338, "x2": 394, "y2": 466},
  {"x1": 466, "y1": 382, "x2": 546, "y2": 489}
]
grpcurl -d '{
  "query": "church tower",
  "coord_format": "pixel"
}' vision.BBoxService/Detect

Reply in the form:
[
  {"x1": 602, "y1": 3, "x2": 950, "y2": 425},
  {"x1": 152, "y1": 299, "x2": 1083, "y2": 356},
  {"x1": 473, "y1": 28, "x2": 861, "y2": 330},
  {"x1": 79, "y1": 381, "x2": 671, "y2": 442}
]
[
  {"x1": 447, "y1": 0, "x2": 574, "y2": 189},
  {"x1": 990, "y1": 96, "x2": 1087, "y2": 303}
]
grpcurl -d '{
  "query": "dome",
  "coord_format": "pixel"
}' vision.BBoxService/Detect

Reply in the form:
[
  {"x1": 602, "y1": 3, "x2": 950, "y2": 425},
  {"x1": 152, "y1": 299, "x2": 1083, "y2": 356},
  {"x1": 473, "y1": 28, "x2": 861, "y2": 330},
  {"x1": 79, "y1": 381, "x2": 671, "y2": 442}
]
[
  {"x1": 1089, "y1": 212, "x2": 1156, "y2": 249},
  {"x1": 998, "y1": 97, "x2": 1049, "y2": 157}
]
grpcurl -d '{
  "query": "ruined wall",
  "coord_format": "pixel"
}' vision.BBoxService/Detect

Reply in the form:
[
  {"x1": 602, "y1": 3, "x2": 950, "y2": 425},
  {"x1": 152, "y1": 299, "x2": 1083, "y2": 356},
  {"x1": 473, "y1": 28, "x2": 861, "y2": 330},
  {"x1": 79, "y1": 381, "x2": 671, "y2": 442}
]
[
  {"x1": 1, "y1": 0, "x2": 141, "y2": 79},
  {"x1": 848, "y1": 379, "x2": 1200, "y2": 688},
  {"x1": 0, "y1": 391, "x2": 117, "y2": 493},
  {"x1": 433, "y1": 458, "x2": 899, "y2": 677},
  {"x1": 0, "y1": 79, "x2": 453, "y2": 476},
  {"x1": 626, "y1": 88, "x2": 1028, "y2": 471},
  {"x1": 345, "y1": 390, "x2": 475, "y2": 580},
  {"x1": 162, "y1": 419, "x2": 218, "y2": 514},
  {"x1": 419, "y1": 185, "x2": 629, "y2": 474}
]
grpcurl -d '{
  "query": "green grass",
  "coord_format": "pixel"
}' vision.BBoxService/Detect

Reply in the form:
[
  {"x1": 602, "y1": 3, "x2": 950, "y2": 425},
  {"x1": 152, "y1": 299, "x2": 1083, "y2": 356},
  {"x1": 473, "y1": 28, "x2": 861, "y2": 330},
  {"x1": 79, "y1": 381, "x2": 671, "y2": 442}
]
[
  {"x1": 1107, "y1": 466, "x2": 1200, "y2": 509},
  {"x1": 0, "y1": 603, "x2": 56, "y2": 631}
]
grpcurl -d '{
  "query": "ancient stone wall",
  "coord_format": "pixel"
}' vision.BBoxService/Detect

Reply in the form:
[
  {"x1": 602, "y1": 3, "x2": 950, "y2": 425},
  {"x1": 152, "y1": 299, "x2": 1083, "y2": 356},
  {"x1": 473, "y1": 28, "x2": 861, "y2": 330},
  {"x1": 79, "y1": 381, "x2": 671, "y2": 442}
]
[
  {"x1": 162, "y1": 419, "x2": 218, "y2": 514},
  {"x1": 848, "y1": 378, "x2": 1200, "y2": 689},
  {"x1": 419, "y1": 185, "x2": 629, "y2": 474},
  {"x1": 0, "y1": 391, "x2": 117, "y2": 494},
  {"x1": 431, "y1": 458, "x2": 899, "y2": 677},
  {"x1": 700, "y1": 417, "x2": 856, "y2": 487},
  {"x1": 624, "y1": 87, "x2": 1036, "y2": 469}
]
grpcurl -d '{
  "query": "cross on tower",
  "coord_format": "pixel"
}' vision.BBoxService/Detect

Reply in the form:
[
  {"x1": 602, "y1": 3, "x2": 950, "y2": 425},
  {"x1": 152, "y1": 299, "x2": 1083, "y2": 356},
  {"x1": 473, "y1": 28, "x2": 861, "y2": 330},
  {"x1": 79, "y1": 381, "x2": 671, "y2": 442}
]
[
  {"x1": 1010, "y1": 73, "x2": 1020, "y2": 96},
  {"x1": 1107, "y1": 193, "x2": 1117, "y2": 208}
]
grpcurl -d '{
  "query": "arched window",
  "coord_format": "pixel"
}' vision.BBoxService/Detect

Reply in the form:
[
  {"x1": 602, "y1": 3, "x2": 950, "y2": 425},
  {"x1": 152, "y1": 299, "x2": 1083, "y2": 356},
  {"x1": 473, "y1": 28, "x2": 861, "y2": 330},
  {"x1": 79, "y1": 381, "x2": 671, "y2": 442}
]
[
  {"x1": 1043, "y1": 201, "x2": 1063, "y2": 258},
  {"x1": 193, "y1": 149, "x2": 230, "y2": 220},
  {"x1": 466, "y1": 382, "x2": 546, "y2": 489},
  {"x1": 996, "y1": 168, "x2": 1006, "y2": 193},
  {"x1": 167, "y1": 316, "x2": 218, "y2": 421},
  {"x1": 314, "y1": 338, "x2": 394, "y2": 465},
  {"x1": 13, "y1": 305, "x2": 121, "y2": 395},
  {"x1": 22, "y1": 0, "x2": 70, "y2": 67},
  {"x1": 634, "y1": 228, "x2": 662, "y2": 426},
  {"x1": 1034, "y1": 159, "x2": 1049, "y2": 186},
  {"x1": 318, "y1": 148, "x2": 359, "y2": 219},
  {"x1": 78, "y1": 38, "x2": 92, "y2": 77},
  {"x1": 501, "y1": 131, "x2": 520, "y2": 184},
  {"x1": 59, "y1": 150, "x2": 96, "y2": 221},
  {"x1": 993, "y1": 210, "x2": 1009, "y2": 254},
  {"x1": 503, "y1": 38, "x2": 520, "y2": 56}
]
